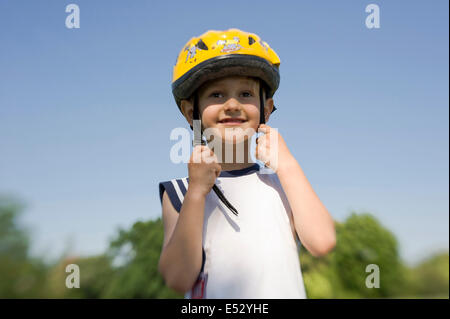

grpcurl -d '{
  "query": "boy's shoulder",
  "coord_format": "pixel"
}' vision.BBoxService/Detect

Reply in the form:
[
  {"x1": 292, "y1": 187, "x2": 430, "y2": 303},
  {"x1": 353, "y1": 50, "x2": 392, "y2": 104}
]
[{"x1": 158, "y1": 176, "x2": 189, "y2": 213}]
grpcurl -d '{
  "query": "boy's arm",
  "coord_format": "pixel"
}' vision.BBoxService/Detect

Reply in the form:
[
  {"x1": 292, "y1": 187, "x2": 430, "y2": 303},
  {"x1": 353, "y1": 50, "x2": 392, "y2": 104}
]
[
  {"x1": 159, "y1": 145, "x2": 220, "y2": 293},
  {"x1": 256, "y1": 124, "x2": 336, "y2": 257},
  {"x1": 158, "y1": 188, "x2": 206, "y2": 294},
  {"x1": 277, "y1": 157, "x2": 336, "y2": 257}
]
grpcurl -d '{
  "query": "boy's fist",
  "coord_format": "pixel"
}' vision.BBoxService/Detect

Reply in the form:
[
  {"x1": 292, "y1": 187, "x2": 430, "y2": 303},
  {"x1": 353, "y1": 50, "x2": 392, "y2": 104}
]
[
  {"x1": 188, "y1": 145, "x2": 221, "y2": 197},
  {"x1": 255, "y1": 124, "x2": 292, "y2": 172}
]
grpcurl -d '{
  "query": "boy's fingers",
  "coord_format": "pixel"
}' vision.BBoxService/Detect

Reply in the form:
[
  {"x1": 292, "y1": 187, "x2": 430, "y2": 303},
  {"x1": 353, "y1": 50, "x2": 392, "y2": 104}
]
[
  {"x1": 210, "y1": 152, "x2": 219, "y2": 164},
  {"x1": 201, "y1": 149, "x2": 219, "y2": 164},
  {"x1": 257, "y1": 136, "x2": 267, "y2": 147},
  {"x1": 193, "y1": 145, "x2": 208, "y2": 154},
  {"x1": 193, "y1": 145, "x2": 211, "y2": 155},
  {"x1": 258, "y1": 126, "x2": 269, "y2": 134},
  {"x1": 203, "y1": 148, "x2": 216, "y2": 158},
  {"x1": 214, "y1": 163, "x2": 221, "y2": 177},
  {"x1": 191, "y1": 145, "x2": 214, "y2": 163}
]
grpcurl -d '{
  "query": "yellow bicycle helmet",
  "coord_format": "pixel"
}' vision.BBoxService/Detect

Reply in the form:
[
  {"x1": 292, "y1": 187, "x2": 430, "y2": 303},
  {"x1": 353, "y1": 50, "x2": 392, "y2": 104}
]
[{"x1": 171, "y1": 28, "x2": 281, "y2": 124}]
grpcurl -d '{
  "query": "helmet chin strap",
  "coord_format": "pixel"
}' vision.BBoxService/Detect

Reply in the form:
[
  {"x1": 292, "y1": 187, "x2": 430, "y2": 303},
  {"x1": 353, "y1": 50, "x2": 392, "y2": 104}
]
[
  {"x1": 192, "y1": 94, "x2": 204, "y2": 146},
  {"x1": 259, "y1": 85, "x2": 266, "y2": 125}
]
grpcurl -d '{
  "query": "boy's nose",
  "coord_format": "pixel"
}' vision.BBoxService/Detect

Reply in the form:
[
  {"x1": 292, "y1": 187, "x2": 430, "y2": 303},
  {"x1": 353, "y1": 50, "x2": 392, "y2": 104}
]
[{"x1": 223, "y1": 97, "x2": 241, "y2": 112}]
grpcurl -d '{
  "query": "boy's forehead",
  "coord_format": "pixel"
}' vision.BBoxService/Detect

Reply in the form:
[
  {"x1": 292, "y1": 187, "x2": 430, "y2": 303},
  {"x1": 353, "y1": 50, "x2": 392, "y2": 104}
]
[{"x1": 202, "y1": 76, "x2": 259, "y2": 90}]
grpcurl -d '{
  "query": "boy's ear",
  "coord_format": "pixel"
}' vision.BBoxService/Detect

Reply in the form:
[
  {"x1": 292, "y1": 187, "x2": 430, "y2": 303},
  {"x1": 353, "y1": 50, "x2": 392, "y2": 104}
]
[
  {"x1": 180, "y1": 99, "x2": 194, "y2": 126},
  {"x1": 264, "y1": 98, "x2": 274, "y2": 123}
]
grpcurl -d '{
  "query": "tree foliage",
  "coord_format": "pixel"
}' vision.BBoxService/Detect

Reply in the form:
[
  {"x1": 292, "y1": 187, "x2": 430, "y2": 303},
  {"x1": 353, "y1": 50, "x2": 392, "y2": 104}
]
[
  {"x1": 405, "y1": 252, "x2": 449, "y2": 297},
  {"x1": 46, "y1": 219, "x2": 182, "y2": 298},
  {"x1": 100, "y1": 219, "x2": 182, "y2": 298},
  {"x1": 0, "y1": 196, "x2": 50, "y2": 298},
  {"x1": 301, "y1": 213, "x2": 409, "y2": 298}
]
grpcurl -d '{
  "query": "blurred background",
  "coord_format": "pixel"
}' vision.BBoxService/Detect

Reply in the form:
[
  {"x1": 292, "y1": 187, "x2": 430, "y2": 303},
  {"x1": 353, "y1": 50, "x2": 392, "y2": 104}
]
[{"x1": 0, "y1": 0, "x2": 448, "y2": 298}]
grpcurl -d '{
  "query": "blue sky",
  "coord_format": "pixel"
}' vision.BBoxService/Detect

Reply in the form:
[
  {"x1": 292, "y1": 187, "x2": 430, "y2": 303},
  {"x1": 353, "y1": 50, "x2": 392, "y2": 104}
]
[{"x1": 0, "y1": 0, "x2": 448, "y2": 266}]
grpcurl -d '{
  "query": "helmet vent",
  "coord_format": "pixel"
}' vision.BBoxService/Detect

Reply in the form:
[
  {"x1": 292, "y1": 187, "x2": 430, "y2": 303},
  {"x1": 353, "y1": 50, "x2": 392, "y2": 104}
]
[
  {"x1": 196, "y1": 39, "x2": 208, "y2": 50},
  {"x1": 248, "y1": 36, "x2": 256, "y2": 45}
]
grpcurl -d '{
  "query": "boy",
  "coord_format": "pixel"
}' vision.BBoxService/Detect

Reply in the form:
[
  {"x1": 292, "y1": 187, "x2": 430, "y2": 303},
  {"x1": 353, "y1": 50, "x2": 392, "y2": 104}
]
[{"x1": 158, "y1": 29, "x2": 336, "y2": 299}]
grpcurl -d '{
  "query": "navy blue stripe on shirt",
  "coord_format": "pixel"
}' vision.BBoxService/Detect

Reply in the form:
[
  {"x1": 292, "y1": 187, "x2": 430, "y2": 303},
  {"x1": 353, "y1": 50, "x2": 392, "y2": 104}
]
[
  {"x1": 219, "y1": 163, "x2": 260, "y2": 177},
  {"x1": 176, "y1": 179, "x2": 187, "y2": 196},
  {"x1": 158, "y1": 181, "x2": 182, "y2": 213}
]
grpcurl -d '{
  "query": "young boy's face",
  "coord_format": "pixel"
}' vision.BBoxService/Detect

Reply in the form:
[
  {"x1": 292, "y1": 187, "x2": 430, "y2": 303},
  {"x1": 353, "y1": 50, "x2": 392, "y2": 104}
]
[{"x1": 180, "y1": 75, "x2": 273, "y2": 144}]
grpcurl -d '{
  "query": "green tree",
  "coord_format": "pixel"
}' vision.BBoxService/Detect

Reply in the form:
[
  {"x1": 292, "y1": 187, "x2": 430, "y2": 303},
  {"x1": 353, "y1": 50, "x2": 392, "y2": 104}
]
[
  {"x1": 42, "y1": 217, "x2": 182, "y2": 298},
  {"x1": 46, "y1": 254, "x2": 115, "y2": 298},
  {"x1": 405, "y1": 252, "x2": 449, "y2": 298},
  {"x1": 302, "y1": 212, "x2": 407, "y2": 298},
  {"x1": 100, "y1": 218, "x2": 182, "y2": 298},
  {"x1": 0, "y1": 195, "x2": 50, "y2": 298}
]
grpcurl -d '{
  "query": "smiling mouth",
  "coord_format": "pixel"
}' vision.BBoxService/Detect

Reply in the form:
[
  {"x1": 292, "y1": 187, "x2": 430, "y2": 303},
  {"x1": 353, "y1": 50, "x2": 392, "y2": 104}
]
[{"x1": 218, "y1": 118, "x2": 247, "y2": 124}]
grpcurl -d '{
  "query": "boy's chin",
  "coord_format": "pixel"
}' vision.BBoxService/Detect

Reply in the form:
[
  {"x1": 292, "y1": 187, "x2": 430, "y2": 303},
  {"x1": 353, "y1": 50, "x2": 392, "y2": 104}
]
[{"x1": 205, "y1": 126, "x2": 256, "y2": 144}]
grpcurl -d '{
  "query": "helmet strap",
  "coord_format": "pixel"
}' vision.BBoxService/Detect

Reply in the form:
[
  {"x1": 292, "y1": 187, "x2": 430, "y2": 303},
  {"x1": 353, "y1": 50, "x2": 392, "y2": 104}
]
[
  {"x1": 259, "y1": 84, "x2": 266, "y2": 125},
  {"x1": 192, "y1": 93, "x2": 205, "y2": 146}
]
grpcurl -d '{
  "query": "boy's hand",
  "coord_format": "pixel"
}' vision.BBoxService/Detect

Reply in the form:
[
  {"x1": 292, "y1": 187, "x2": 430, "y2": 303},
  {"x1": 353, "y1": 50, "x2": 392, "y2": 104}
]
[
  {"x1": 188, "y1": 145, "x2": 221, "y2": 197},
  {"x1": 256, "y1": 124, "x2": 293, "y2": 172}
]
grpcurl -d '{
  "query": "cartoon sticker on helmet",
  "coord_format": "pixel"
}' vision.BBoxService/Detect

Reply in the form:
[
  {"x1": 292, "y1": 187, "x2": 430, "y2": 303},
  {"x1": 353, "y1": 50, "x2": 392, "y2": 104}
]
[
  {"x1": 184, "y1": 39, "x2": 209, "y2": 63},
  {"x1": 217, "y1": 36, "x2": 242, "y2": 53},
  {"x1": 184, "y1": 44, "x2": 198, "y2": 63}
]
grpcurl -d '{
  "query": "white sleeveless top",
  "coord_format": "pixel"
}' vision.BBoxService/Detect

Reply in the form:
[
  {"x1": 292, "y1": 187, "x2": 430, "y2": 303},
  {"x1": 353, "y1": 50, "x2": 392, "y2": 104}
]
[{"x1": 159, "y1": 163, "x2": 307, "y2": 299}]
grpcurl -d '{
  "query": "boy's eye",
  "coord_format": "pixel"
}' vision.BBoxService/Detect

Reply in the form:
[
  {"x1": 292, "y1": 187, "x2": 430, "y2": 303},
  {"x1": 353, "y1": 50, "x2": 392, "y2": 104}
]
[
  {"x1": 210, "y1": 92, "x2": 223, "y2": 98},
  {"x1": 208, "y1": 91, "x2": 253, "y2": 98}
]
